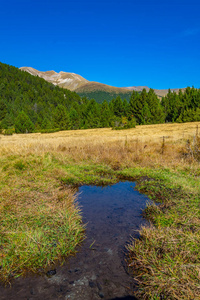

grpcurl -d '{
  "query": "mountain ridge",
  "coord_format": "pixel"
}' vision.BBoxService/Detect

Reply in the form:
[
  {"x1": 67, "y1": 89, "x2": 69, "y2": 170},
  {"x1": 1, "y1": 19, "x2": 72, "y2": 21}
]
[{"x1": 20, "y1": 67, "x2": 186, "y2": 98}]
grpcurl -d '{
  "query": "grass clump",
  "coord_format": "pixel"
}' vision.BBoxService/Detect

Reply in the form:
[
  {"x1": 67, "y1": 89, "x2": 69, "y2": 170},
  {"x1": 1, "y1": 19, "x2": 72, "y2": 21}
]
[
  {"x1": 127, "y1": 170, "x2": 200, "y2": 299},
  {"x1": 0, "y1": 155, "x2": 84, "y2": 284},
  {"x1": 58, "y1": 163, "x2": 117, "y2": 186},
  {"x1": 128, "y1": 226, "x2": 200, "y2": 300}
]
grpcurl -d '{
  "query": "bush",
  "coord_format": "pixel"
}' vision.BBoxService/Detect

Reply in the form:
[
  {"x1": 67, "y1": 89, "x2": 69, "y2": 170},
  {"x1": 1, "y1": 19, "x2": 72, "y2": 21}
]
[
  {"x1": 112, "y1": 116, "x2": 136, "y2": 130},
  {"x1": 40, "y1": 128, "x2": 60, "y2": 133},
  {"x1": 3, "y1": 128, "x2": 15, "y2": 135}
]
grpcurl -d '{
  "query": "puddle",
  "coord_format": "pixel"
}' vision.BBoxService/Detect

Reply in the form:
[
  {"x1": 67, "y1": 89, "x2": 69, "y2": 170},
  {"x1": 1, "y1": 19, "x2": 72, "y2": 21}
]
[{"x1": 0, "y1": 181, "x2": 151, "y2": 300}]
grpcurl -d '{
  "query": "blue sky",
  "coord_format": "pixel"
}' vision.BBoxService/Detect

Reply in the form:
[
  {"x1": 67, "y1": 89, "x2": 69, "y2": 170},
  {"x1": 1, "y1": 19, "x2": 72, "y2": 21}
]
[{"x1": 1, "y1": 0, "x2": 200, "y2": 89}]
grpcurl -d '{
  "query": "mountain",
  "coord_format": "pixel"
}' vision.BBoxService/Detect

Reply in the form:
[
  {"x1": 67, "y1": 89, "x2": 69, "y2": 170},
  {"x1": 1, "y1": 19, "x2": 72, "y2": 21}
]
[
  {"x1": 20, "y1": 67, "x2": 89, "y2": 91},
  {"x1": 20, "y1": 67, "x2": 133, "y2": 93},
  {"x1": 20, "y1": 67, "x2": 134, "y2": 102},
  {"x1": 20, "y1": 67, "x2": 186, "y2": 102},
  {"x1": 153, "y1": 88, "x2": 186, "y2": 98},
  {"x1": 122, "y1": 86, "x2": 150, "y2": 92}
]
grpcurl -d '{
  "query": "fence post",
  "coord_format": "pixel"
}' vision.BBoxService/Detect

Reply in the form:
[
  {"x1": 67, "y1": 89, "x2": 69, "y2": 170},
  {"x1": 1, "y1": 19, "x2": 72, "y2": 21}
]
[{"x1": 161, "y1": 136, "x2": 165, "y2": 155}]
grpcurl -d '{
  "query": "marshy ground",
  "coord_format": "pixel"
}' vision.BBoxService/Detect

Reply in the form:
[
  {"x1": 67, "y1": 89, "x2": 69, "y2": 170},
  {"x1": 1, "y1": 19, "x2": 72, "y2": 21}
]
[{"x1": 0, "y1": 122, "x2": 200, "y2": 299}]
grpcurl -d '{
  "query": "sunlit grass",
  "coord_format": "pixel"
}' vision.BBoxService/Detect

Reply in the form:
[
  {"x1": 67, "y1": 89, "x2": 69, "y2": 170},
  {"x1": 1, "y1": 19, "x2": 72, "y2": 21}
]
[
  {"x1": 0, "y1": 155, "x2": 84, "y2": 283},
  {"x1": 0, "y1": 121, "x2": 200, "y2": 298},
  {"x1": 126, "y1": 169, "x2": 200, "y2": 299}
]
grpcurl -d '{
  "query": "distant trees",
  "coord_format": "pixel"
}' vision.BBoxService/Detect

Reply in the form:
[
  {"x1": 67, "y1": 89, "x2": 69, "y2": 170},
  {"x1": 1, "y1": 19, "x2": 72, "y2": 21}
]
[
  {"x1": 0, "y1": 62, "x2": 200, "y2": 134},
  {"x1": 128, "y1": 89, "x2": 164, "y2": 125},
  {"x1": 161, "y1": 87, "x2": 200, "y2": 123}
]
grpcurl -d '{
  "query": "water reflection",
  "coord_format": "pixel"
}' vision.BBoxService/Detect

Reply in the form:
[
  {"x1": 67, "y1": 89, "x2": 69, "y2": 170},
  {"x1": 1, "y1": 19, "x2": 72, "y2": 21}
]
[
  {"x1": 0, "y1": 181, "x2": 150, "y2": 300},
  {"x1": 61, "y1": 181, "x2": 150, "y2": 299}
]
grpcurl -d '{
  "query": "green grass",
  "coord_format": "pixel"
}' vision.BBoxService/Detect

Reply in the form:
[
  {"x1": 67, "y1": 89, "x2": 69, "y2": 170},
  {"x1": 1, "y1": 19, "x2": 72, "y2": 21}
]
[
  {"x1": 0, "y1": 140, "x2": 200, "y2": 300},
  {"x1": 58, "y1": 163, "x2": 117, "y2": 186},
  {"x1": 0, "y1": 154, "x2": 85, "y2": 283},
  {"x1": 123, "y1": 168, "x2": 200, "y2": 299},
  {"x1": 0, "y1": 154, "x2": 119, "y2": 283}
]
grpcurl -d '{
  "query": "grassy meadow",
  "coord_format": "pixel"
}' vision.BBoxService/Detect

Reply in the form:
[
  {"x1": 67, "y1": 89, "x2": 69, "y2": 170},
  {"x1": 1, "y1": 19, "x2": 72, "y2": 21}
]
[{"x1": 0, "y1": 122, "x2": 200, "y2": 299}]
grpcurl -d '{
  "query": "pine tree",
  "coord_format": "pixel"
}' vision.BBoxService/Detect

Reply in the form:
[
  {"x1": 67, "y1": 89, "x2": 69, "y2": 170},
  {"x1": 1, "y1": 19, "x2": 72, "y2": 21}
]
[
  {"x1": 161, "y1": 89, "x2": 181, "y2": 122},
  {"x1": 128, "y1": 91, "x2": 141, "y2": 122},
  {"x1": 113, "y1": 96, "x2": 124, "y2": 117},
  {"x1": 123, "y1": 98, "x2": 129, "y2": 117},
  {"x1": 53, "y1": 105, "x2": 70, "y2": 130},
  {"x1": 15, "y1": 111, "x2": 34, "y2": 133},
  {"x1": 129, "y1": 89, "x2": 151, "y2": 124},
  {"x1": 146, "y1": 88, "x2": 165, "y2": 124},
  {"x1": 0, "y1": 100, "x2": 7, "y2": 120},
  {"x1": 69, "y1": 107, "x2": 80, "y2": 129},
  {"x1": 100, "y1": 100, "x2": 112, "y2": 127}
]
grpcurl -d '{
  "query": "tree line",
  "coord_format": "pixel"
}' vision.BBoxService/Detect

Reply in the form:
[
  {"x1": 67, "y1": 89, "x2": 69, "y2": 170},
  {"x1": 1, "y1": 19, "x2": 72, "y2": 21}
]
[
  {"x1": 0, "y1": 62, "x2": 199, "y2": 134},
  {"x1": 161, "y1": 87, "x2": 200, "y2": 123}
]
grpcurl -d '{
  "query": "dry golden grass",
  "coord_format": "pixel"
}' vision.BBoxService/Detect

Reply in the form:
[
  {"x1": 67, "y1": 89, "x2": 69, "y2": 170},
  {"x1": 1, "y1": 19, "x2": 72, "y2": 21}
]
[
  {"x1": 1, "y1": 121, "x2": 199, "y2": 146},
  {"x1": 0, "y1": 122, "x2": 199, "y2": 170}
]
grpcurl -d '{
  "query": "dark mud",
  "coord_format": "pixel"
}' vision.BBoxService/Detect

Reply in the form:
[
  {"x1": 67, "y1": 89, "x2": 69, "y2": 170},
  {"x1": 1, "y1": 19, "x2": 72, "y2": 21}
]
[{"x1": 0, "y1": 181, "x2": 150, "y2": 300}]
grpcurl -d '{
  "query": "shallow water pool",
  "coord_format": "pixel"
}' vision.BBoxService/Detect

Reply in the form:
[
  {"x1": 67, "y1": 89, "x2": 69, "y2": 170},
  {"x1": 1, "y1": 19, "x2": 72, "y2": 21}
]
[{"x1": 0, "y1": 181, "x2": 151, "y2": 300}]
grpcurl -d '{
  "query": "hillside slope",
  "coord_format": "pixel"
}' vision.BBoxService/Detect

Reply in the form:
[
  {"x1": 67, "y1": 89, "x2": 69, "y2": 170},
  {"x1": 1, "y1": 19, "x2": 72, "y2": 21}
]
[
  {"x1": 0, "y1": 62, "x2": 199, "y2": 134},
  {"x1": 20, "y1": 67, "x2": 186, "y2": 101}
]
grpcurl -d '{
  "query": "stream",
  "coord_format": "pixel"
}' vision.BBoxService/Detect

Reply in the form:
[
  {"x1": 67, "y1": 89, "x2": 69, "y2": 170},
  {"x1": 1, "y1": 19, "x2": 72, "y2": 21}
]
[{"x1": 0, "y1": 181, "x2": 151, "y2": 300}]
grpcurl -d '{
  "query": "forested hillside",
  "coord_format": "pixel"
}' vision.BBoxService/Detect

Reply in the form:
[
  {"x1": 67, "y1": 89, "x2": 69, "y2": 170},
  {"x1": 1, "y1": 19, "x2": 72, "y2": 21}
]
[
  {"x1": 0, "y1": 62, "x2": 137, "y2": 133},
  {"x1": 77, "y1": 90, "x2": 133, "y2": 103},
  {"x1": 0, "y1": 62, "x2": 199, "y2": 134}
]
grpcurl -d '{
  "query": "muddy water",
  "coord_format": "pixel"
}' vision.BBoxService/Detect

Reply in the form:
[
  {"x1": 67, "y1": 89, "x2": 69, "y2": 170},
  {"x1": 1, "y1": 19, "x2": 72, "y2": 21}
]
[{"x1": 0, "y1": 181, "x2": 150, "y2": 300}]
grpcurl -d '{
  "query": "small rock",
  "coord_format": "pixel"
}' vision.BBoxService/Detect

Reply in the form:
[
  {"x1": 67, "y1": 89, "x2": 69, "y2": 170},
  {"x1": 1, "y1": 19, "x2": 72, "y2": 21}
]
[
  {"x1": 98, "y1": 292, "x2": 104, "y2": 298},
  {"x1": 91, "y1": 274, "x2": 97, "y2": 280},
  {"x1": 97, "y1": 281, "x2": 102, "y2": 291},
  {"x1": 46, "y1": 269, "x2": 56, "y2": 276},
  {"x1": 57, "y1": 286, "x2": 63, "y2": 292},
  {"x1": 74, "y1": 268, "x2": 80, "y2": 273},
  {"x1": 89, "y1": 281, "x2": 96, "y2": 288},
  {"x1": 30, "y1": 288, "x2": 36, "y2": 295}
]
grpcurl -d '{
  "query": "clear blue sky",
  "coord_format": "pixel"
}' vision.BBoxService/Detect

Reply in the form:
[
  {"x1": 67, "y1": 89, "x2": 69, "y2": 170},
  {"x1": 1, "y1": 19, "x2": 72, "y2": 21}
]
[{"x1": 1, "y1": 0, "x2": 200, "y2": 89}]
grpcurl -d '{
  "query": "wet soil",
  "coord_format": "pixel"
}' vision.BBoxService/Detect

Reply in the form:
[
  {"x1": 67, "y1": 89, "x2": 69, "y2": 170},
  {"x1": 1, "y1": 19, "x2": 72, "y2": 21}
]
[{"x1": 0, "y1": 181, "x2": 150, "y2": 300}]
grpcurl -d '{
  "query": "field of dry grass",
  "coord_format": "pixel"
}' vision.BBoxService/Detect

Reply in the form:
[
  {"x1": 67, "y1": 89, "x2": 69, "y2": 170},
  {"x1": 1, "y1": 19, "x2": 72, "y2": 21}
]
[
  {"x1": 1, "y1": 122, "x2": 199, "y2": 169},
  {"x1": 0, "y1": 122, "x2": 200, "y2": 298},
  {"x1": 1, "y1": 121, "x2": 198, "y2": 149}
]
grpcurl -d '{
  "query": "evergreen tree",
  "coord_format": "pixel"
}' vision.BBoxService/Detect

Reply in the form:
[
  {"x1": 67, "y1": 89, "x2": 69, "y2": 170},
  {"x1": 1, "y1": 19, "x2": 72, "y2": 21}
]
[
  {"x1": 123, "y1": 98, "x2": 129, "y2": 117},
  {"x1": 0, "y1": 100, "x2": 7, "y2": 120},
  {"x1": 129, "y1": 89, "x2": 151, "y2": 124},
  {"x1": 100, "y1": 100, "x2": 112, "y2": 127},
  {"x1": 83, "y1": 99, "x2": 100, "y2": 128},
  {"x1": 1, "y1": 113, "x2": 15, "y2": 129},
  {"x1": 194, "y1": 108, "x2": 200, "y2": 121},
  {"x1": 41, "y1": 117, "x2": 52, "y2": 130},
  {"x1": 15, "y1": 111, "x2": 34, "y2": 133},
  {"x1": 69, "y1": 107, "x2": 80, "y2": 129},
  {"x1": 146, "y1": 88, "x2": 165, "y2": 123},
  {"x1": 53, "y1": 105, "x2": 70, "y2": 130},
  {"x1": 128, "y1": 90, "x2": 141, "y2": 122},
  {"x1": 161, "y1": 89, "x2": 181, "y2": 122},
  {"x1": 112, "y1": 96, "x2": 124, "y2": 117}
]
